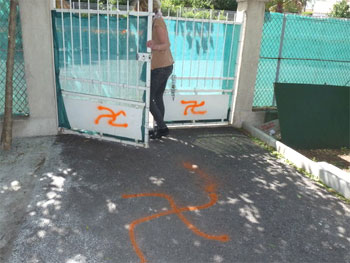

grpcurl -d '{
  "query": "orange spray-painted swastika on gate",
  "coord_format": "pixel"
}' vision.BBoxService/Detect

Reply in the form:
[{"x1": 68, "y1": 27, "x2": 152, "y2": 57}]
[
  {"x1": 94, "y1": 105, "x2": 128, "y2": 128},
  {"x1": 122, "y1": 162, "x2": 229, "y2": 263},
  {"x1": 181, "y1": 100, "x2": 207, "y2": 116}
]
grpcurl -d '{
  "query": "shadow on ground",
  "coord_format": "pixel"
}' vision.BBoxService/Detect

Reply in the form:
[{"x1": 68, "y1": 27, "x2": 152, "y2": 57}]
[{"x1": 4, "y1": 127, "x2": 350, "y2": 263}]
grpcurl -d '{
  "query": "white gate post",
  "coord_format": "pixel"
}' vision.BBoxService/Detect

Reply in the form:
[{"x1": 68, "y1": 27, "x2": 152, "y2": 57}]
[
  {"x1": 230, "y1": 0, "x2": 269, "y2": 128},
  {"x1": 14, "y1": 0, "x2": 58, "y2": 137}
]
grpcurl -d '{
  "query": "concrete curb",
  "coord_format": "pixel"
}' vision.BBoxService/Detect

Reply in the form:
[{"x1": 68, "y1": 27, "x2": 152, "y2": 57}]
[{"x1": 242, "y1": 122, "x2": 350, "y2": 199}]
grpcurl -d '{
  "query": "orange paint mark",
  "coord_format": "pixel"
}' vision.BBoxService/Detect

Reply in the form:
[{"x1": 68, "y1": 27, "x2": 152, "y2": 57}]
[
  {"x1": 181, "y1": 100, "x2": 207, "y2": 116},
  {"x1": 94, "y1": 105, "x2": 128, "y2": 128},
  {"x1": 122, "y1": 163, "x2": 229, "y2": 263}
]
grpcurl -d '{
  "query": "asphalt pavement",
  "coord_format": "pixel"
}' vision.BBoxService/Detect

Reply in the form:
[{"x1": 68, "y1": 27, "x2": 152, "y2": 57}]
[{"x1": 1, "y1": 127, "x2": 350, "y2": 263}]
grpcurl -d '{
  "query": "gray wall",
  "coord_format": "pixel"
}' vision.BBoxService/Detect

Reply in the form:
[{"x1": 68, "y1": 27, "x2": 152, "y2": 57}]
[
  {"x1": 231, "y1": 0, "x2": 269, "y2": 128},
  {"x1": 0, "y1": 0, "x2": 58, "y2": 137}
]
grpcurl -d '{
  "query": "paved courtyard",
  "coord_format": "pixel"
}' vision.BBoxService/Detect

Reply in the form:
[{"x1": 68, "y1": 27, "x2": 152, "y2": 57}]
[{"x1": 1, "y1": 127, "x2": 349, "y2": 263}]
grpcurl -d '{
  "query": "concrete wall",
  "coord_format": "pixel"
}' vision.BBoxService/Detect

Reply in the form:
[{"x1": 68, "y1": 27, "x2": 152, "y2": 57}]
[
  {"x1": 231, "y1": 0, "x2": 269, "y2": 128},
  {"x1": 0, "y1": 0, "x2": 58, "y2": 137}
]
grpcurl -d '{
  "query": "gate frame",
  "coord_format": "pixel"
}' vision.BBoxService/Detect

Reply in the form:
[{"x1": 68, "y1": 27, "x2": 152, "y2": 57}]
[
  {"x1": 160, "y1": 11, "x2": 244, "y2": 128},
  {"x1": 51, "y1": 0, "x2": 154, "y2": 148}
]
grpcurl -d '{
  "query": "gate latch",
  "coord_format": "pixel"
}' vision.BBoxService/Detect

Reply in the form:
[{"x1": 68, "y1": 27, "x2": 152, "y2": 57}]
[
  {"x1": 137, "y1": 53, "x2": 152, "y2": 62},
  {"x1": 171, "y1": 75, "x2": 176, "y2": 101}
]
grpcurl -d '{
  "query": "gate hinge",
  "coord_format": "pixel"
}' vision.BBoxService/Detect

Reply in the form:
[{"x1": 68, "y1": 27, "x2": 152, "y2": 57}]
[{"x1": 137, "y1": 53, "x2": 152, "y2": 62}]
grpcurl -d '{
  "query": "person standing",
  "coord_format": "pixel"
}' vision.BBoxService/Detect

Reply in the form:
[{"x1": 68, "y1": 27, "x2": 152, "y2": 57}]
[{"x1": 135, "y1": 0, "x2": 174, "y2": 139}]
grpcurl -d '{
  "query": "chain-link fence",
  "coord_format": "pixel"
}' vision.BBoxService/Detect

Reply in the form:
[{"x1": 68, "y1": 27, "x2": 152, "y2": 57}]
[
  {"x1": 254, "y1": 12, "x2": 350, "y2": 108},
  {"x1": 0, "y1": 0, "x2": 29, "y2": 116}
]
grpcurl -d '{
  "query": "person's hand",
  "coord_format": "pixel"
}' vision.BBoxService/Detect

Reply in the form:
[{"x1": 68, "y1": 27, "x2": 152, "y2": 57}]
[{"x1": 147, "y1": 40, "x2": 155, "y2": 50}]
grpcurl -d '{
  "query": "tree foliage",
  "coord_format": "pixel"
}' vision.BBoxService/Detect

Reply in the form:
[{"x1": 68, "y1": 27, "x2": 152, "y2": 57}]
[
  {"x1": 212, "y1": 0, "x2": 237, "y2": 11},
  {"x1": 330, "y1": 0, "x2": 350, "y2": 18},
  {"x1": 265, "y1": 0, "x2": 307, "y2": 13},
  {"x1": 161, "y1": 0, "x2": 237, "y2": 11}
]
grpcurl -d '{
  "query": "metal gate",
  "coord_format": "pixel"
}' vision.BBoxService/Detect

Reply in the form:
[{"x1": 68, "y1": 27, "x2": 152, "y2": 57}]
[
  {"x1": 162, "y1": 10, "x2": 242, "y2": 127},
  {"x1": 52, "y1": 0, "x2": 153, "y2": 147}
]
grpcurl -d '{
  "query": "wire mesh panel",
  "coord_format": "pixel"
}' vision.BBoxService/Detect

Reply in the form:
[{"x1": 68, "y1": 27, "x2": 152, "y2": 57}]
[
  {"x1": 0, "y1": 0, "x2": 29, "y2": 116},
  {"x1": 254, "y1": 12, "x2": 350, "y2": 108}
]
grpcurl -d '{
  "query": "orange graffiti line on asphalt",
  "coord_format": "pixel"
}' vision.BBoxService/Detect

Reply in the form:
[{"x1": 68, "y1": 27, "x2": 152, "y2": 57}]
[
  {"x1": 181, "y1": 100, "x2": 207, "y2": 116},
  {"x1": 94, "y1": 105, "x2": 128, "y2": 128},
  {"x1": 122, "y1": 163, "x2": 229, "y2": 263}
]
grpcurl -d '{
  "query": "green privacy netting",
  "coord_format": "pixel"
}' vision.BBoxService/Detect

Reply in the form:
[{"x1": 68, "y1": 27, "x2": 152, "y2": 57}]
[
  {"x1": 52, "y1": 12, "x2": 241, "y2": 98},
  {"x1": 254, "y1": 12, "x2": 350, "y2": 107},
  {"x1": 0, "y1": 0, "x2": 29, "y2": 116}
]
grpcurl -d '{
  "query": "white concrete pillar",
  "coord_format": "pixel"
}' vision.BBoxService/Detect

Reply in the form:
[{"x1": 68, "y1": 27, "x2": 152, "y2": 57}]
[
  {"x1": 4, "y1": 0, "x2": 58, "y2": 137},
  {"x1": 231, "y1": 0, "x2": 269, "y2": 128}
]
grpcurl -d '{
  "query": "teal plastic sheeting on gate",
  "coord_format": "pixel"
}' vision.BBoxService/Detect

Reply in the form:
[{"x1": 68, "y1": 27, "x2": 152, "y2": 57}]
[
  {"x1": 53, "y1": 12, "x2": 148, "y2": 104},
  {"x1": 52, "y1": 12, "x2": 241, "y2": 100},
  {"x1": 254, "y1": 12, "x2": 350, "y2": 107},
  {"x1": 164, "y1": 19, "x2": 241, "y2": 92}
]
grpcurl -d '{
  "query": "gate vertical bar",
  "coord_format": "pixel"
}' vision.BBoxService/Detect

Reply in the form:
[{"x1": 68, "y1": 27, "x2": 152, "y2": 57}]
[
  {"x1": 273, "y1": 13, "x2": 287, "y2": 106},
  {"x1": 219, "y1": 13, "x2": 229, "y2": 90},
  {"x1": 204, "y1": 10, "x2": 213, "y2": 89},
  {"x1": 79, "y1": 0, "x2": 83, "y2": 66},
  {"x1": 107, "y1": 0, "x2": 110, "y2": 86},
  {"x1": 180, "y1": 16, "x2": 187, "y2": 89},
  {"x1": 136, "y1": 1, "x2": 140, "y2": 88},
  {"x1": 197, "y1": 19, "x2": 204, "y2": 89},
  {"x1": 212, "y1": 12, "x2": 221, "y2": 89},
  {"x1": 127, "y1": 1, "x2": 130, "y2": 89},
  {"x1": 188, "y1": 16, "x2": 196, "y2": 91},
  {"x1": 226, "y1": 14, "x2": 237, "y2": 92},
  {"x1": 60, "y1": 0, "x2": 67, "y2": 86},
  {"x1": 97, "y1": 0, "x2": 101, "y2": 94},
  {"x1": 145, "y1": 0, "x2": 153, "y2": 147},
  {"x1": 117, "y1": 0, "x2": 120, "y2": 91},
  {"x1": 88, "y1": 0, "x2": 92, "y2": 93},
  {"x1": 69, "y1": 0, "x2": 74, "y2": 68},
  {"x1": 173, "y1": 9, "x2": 179, "y2": 77}
]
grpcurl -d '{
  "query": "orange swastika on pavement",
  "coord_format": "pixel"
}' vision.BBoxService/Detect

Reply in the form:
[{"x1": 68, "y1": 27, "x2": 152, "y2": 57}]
[
  {"x1": 94, "y1": 105, "x2": 128, "y2": 128},
  {"x1": 181, "y1": 100, "x2": 207, "y2": 116},
  {"x1": 122, "y1": 162, "x2": 229, "y2": 263}
]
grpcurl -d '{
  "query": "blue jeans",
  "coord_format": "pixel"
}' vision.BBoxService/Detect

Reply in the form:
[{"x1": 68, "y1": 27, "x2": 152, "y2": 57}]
[{"x1": 150, "y1": 65, "x2": 173, "y2": 129}]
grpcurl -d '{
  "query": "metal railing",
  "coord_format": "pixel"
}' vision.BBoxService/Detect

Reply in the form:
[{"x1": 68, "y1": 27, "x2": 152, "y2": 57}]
[
  {"x1": 162, "y1": 10, "x2": 241, "y2": 97},
  {"x1": 53, "y1": 0, "x2": 152, "y2": 103},
  {"x1": 54, "y1": 1, "x2": 241, "y2": 98}
]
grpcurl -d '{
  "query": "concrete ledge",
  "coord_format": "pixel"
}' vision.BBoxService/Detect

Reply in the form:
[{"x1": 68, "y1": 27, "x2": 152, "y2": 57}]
[
  {"x1": 0, "y1": 117, "x2": 58, "y2": 138},
  {"x1": 242, "y1": 122, "x2": 350, "y2": 199}
]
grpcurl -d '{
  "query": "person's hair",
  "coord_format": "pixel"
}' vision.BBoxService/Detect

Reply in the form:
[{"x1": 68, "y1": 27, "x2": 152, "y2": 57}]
[{"x1": 133, "y1": 0, "x2": 161, "y2": 13}]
